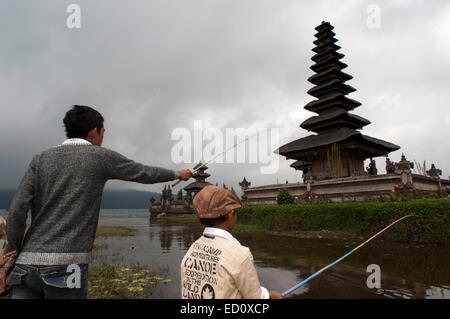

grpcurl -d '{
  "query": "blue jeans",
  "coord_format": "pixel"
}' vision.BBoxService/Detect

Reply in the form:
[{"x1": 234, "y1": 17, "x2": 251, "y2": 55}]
[{"x1": 6, "y1": 264, "x2": 89, "y2": 299}]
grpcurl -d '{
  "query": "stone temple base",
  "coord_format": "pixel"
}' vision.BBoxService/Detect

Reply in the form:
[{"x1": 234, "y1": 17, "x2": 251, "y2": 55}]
[
  {"x1": 242, "y1": 173, "x2": 449, "y2": 205},
  {"x1": 150, "y1": 201, "x2": 195, "y2": 215}
]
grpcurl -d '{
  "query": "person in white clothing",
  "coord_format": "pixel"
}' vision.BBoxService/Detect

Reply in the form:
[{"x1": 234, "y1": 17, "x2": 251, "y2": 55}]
[{"x1": 180, "y1": 185, "x2": 283, "y2": 299}]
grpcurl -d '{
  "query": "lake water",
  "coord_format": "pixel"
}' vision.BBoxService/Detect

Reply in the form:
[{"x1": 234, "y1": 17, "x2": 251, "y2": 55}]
[{"x1": 1, "y1": 209, "x2": 449, "y2": 299}]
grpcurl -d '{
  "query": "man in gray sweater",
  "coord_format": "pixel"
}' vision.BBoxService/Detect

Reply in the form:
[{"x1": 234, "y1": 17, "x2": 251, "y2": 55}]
[{"x1": 2, "y1": 105, "x2": 192, "y2": 298}]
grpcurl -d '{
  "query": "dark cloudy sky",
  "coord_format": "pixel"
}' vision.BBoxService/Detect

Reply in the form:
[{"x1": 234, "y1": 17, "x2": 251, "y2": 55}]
[{"x1": 1, "y1": 0, "x2": 449, "y2": 196}]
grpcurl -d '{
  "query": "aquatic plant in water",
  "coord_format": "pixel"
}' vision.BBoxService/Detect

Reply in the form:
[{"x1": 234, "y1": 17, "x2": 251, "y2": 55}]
[{"x1": 88, "y1": 264, "x2": 171, "y2": 298}]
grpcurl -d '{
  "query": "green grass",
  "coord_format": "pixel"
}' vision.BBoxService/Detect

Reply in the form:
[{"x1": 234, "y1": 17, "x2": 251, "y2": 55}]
[
  {"x1": 3, "y1": 226, "x2": 134, "y2": 240},
  {"x1": 163, "y1": 213, "x2": 358, "y2": 239},
  {"x1": 95, "y1": 226, "x2": 135, "y2": 238},
  {"x1": 233, "y1": 223, "x2": 264, "y2": 231},
  {"x1": 238, "y1": 198, "x2": 450, "y2": 244},
  {"x1": 92, "y1": 242, "x2": 109, "y2": 250}
]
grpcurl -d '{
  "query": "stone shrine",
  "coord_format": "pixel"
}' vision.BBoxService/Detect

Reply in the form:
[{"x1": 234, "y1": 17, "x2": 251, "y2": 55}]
[{"x1": 150, "y1": 162, "x2": 213, "y2": 215}]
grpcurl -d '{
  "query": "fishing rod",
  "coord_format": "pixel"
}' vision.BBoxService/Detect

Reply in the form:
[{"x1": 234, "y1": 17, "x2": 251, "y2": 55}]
[
  {"x1": 282, "y1": 214, "x2": 414, "y2": 297},
  {"x1": 172, "y1": 130, "x2": 262, "y2": 187}
]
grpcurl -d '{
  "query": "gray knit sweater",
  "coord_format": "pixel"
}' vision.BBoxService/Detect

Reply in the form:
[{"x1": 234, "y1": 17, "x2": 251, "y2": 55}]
[{"x1": 6, "y1": 140, "x2": 178, "y2": 266}]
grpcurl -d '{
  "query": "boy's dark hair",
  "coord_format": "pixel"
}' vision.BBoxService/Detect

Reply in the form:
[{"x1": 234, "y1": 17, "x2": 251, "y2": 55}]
[
  {"x1": 63, "y1": 105, "x2": 104, "y2": 139},
  {"x1": 199, "y1": 210, "x2": 236, "y2": 227}
]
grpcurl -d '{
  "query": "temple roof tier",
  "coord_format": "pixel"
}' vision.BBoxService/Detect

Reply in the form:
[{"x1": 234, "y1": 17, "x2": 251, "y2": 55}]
[
  {"x1": 314, "y1": 29, "x2": 336, "y2": 40},
  {"x1": 313, "y1": 36, "x2": 338, "y2": 47},
  {"x1": 300, "y1": 109, "x2": 370, "y2": 132},
  {"x1": 307, "y1": 79, "x2": 356, "y2": 98},
  {"x1": 193, "y1": 162, "x2": 208, "y2": 170},
  {"x1": 304, "y1": 93, "x2": 361, "y2": 113},
  {"x1": 193, "y1": 172, "x2": 211, "y2": 178},
  {"x1": 315, "y1": 21, "x2": 334, "y2": 31},
  {"x1": 290, "y1": 160, "x2": 313, "y2": 170},
  {"x1": 310, "y1": 57, "x2": 347, "y2": 73},
  {"x1": 183, "y1": 181, "x2": 212, "y2": 192},
  {"x1": 308, "y1": 67, "x2": 353, "y2": 85},
  {"x1": 311, "y1": 49, "x2": 345, "y2": 63},
  {"x1": 275, "y1": 127, "x2": 400, "y2": 159},
  {"x1": 312, "y1": 41, "x2": 341, "y2": 53},
  {"x1": 315, "y1": 21, "x2": 334, "y2": 32}
]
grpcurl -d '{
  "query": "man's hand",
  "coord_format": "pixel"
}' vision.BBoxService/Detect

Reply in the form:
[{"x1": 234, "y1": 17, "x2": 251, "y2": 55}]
[
  {"x1": 0, "y1": 251, "x2": 16, "y2": 267},
  {"x1": 269, "y1": 290, "x2": 283, "y2": 299},
  {"x1": 177, "y1": 169, "x2": 193, "y2": 181}
]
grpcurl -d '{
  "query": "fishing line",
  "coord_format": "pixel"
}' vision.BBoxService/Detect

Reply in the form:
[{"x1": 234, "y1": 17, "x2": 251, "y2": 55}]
[
  {"x1": 172, "y1": 129, "x2": 264, "y2": 187},
  {"x1": 282, "y1": 214, "x2": 414, "y2": 297}
]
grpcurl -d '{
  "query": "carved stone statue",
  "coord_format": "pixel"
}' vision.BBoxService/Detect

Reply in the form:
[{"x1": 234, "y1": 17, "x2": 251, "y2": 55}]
[
  {"x1": 239, "y1": 177, "x2": 251, "y2": 202},
  {"x1": 366, "y1": 158, "x2": 377, "y2": 175},
  {"x1": 239, "y1": 177, "x2": 251, "y2": 190},
  {"x1": 177, "y1": 189, "x2": 183, "y2": 200},
  {"x1": 166, "y1": 185, "x2": 173, "y2": 203},
  {"x1": 386, "y1": 157, "x2": 395, "y2": 174},
  {"x1": 396, "y1": 153, "x2": 414, "y2": 172},
  {"x1": 426, "y1": 164, "x2": 442, "y2": 179},
  {"x1": 161, "y1": 185, "x2": 167, "y2": 210},
  {"x1": 161, "y1": 185, "x2": 167, "y2": 201},
  {"x1": 183, "y1": 191, "x2": 192, "y2": 206}
]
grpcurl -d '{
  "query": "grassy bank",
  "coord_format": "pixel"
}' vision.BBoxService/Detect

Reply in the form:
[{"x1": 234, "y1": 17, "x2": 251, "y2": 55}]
[
  {"x1": 95, "y1": 226, "x2": 135, "y2": 238},
  {"x1": 92, "y1": 226, "x2": 135, "y2": 251},
  {"x1": 165, "y1": 213, "x2": 264, "y2": 232},
  {"x1": 2, "y1": 226, "x2": 134, "y2": 241},
  {"x1": 164, "y1": 199, "x2": 450, "y2": 243},
  {"x1": 238, "y1": 198, "x2": 450, "y2": 244},
  {"x1": 164, "y1": 213, "x2": 357, "y2": 239}
]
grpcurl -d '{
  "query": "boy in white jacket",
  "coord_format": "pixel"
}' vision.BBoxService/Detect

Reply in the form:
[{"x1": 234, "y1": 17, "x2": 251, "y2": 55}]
[{"x1": 180, "y1": 185, "x2": 282, "y2": 299}]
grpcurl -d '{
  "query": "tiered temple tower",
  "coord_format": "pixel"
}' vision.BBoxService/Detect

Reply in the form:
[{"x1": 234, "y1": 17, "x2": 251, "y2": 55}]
[
  {"x1": 276, "y1": 21, "x2": 400, "y2": 181},
  {"x1": 183, "y1": 162, "x2": 212, "y2": 197}
]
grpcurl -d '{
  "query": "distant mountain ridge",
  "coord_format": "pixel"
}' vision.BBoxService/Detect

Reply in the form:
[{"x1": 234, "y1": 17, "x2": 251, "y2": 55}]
[
  {"x1": 101, "y1": 189, "x2": 161, "y2": 209},
  {"x1": 0, "y1": 189, "x2": 160, "y2": 209}
]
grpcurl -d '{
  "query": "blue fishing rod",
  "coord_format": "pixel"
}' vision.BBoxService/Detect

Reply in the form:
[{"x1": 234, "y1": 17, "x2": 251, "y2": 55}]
[{"x1": 282, "y1": 214, "x2": 414, "y2": 297}]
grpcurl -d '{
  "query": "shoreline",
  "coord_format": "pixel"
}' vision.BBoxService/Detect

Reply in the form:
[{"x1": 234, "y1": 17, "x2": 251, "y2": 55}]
[
  {"x1": 162, "y1": 213, "x2": 447, "y2": 246},
  {"x1": 96, "y1": 226, "x2": 135, "y2": 238},
  {"x1": 163, "y1": 213, "x2": 363, "y2": 241}
]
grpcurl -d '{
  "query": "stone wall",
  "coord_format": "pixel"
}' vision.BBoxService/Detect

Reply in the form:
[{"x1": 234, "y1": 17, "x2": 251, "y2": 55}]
[{"x1": 242, "y1": 174, "x2": 449, "y2": 205}]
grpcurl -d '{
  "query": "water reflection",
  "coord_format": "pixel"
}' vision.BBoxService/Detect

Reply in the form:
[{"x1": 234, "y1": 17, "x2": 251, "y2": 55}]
[
  {"x1": 237, "y1": 231, "x2": 450, "y2": 299},
  {"x1": 95, "y1": 211, "x2": 449, "y2": 299}
]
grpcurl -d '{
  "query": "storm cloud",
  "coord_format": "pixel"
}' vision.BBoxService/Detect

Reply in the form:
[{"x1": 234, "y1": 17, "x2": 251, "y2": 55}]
[{"x1": 1, "y1": 0, "x2": 449, "y2": 196}]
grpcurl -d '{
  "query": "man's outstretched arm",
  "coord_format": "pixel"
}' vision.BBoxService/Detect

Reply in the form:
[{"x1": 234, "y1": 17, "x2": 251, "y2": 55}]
[{"x1": 102, "y1": 148, "x2": 192, "y2": 184}]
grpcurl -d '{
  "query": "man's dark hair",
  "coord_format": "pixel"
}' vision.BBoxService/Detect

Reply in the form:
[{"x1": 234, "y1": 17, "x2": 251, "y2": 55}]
[
  {"x1": 63, "y1": 105, "x2": 104, "y2": 139},
  {"x1": 199, "y1": 210, "x2": 236, "y2": 227}
]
